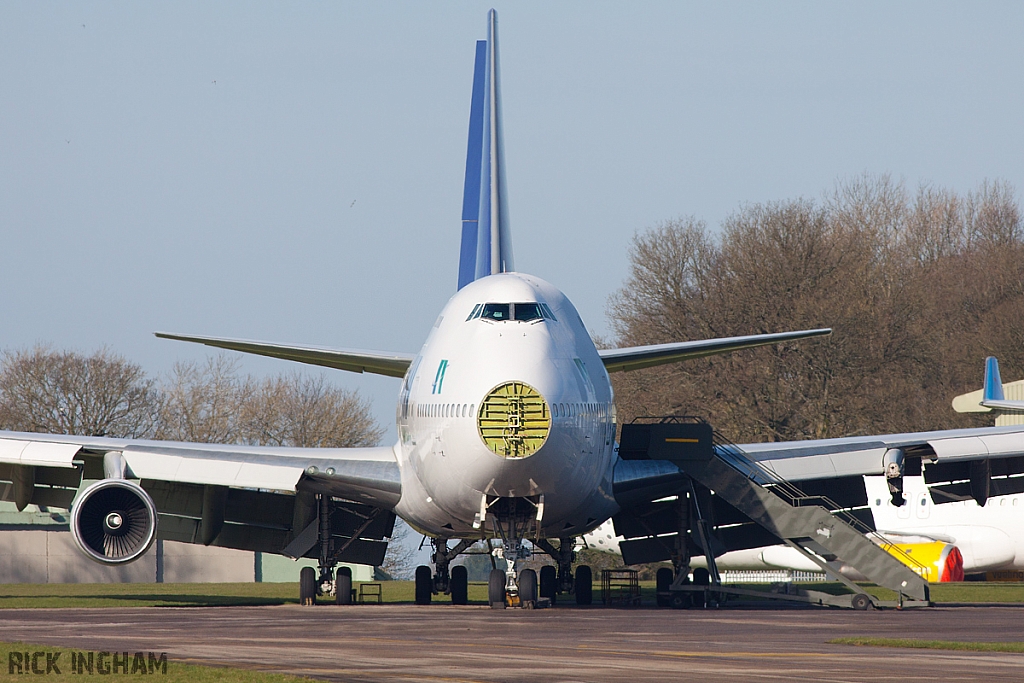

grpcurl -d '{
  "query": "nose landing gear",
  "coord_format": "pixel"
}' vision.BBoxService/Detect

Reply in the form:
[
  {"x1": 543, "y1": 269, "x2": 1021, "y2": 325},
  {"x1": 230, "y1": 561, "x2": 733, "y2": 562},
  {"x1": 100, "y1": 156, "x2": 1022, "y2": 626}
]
[{"x1": 488, "y1": 499, "x2": 539, "y2": 608}]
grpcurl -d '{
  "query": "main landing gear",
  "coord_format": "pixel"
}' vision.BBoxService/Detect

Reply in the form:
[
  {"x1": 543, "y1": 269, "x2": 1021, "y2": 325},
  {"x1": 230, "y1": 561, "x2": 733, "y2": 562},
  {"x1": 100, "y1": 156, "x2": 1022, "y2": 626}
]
[
  {"x1": 415, "y1": 537, "x2": 474, "y2": 605},
  {"x1": 297, "y1": 493, "x2": 384, "y2": 606},
  {"x1": 535, "y1": 537, "x2": 592, "y2": 606},
  {"x1": 299, "y1": 494, "x2": 340, "y2": 606}
]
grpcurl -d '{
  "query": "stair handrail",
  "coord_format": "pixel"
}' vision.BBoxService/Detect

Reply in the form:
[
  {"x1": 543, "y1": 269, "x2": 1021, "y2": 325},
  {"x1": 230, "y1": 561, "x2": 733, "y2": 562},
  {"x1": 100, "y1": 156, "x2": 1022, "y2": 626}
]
[{"x1": 712, "y1": 430, "x2": 931, "y2": 577}]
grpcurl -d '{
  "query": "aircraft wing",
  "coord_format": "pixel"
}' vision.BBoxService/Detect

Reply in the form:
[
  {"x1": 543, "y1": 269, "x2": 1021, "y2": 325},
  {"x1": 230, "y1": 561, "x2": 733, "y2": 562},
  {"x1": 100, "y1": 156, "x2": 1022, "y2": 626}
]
[
  {"x1": 740, "y1": 424, "x2": 1024, "y2": 483},
  {"x1": 598, "y1": 328, "x2": 831, "y2": 373},
  {"x1": 155, "y1": 332, "x2": 414, "y2": 378},
  {"x1": 0, "y1": 429, "x2": 402, "y2": 565},
  {"x1": 613, "y1": 423, "x2": 1024, "y2": 517}
]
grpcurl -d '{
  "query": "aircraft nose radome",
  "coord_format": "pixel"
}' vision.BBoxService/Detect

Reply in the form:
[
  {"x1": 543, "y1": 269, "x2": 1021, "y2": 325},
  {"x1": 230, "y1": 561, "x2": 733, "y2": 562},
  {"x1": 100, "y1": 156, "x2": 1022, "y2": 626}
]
[{"x1": 475, "y1": 381, "x2": 551, "y2": 460}]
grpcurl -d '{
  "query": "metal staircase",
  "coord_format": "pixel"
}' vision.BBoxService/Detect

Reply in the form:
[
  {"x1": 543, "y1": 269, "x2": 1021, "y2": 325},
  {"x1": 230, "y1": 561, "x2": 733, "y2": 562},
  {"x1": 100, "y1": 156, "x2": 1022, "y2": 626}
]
[{"x1": 618, "y1": 418, "x2": 931, "y2": 608}]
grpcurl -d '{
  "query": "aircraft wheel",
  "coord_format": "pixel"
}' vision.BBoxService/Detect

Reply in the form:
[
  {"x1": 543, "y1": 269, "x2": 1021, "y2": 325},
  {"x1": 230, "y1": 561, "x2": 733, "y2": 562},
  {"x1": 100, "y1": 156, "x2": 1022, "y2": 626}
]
[
  {"x1": 488, "y1": 569, "x2": 506, "y2": 609},
  {"x1": 574, "y1": 565, "x2": 592, "y2": 605},
  {"x1": 415, "y1": 565, "x2": 432, "y2": 605},
  {"x1": 539, "y1": 565, "x2": 557, "y2": 605},
  {"x1": 299, "y1": 566, "x2": 316, "y2": 606},
  {"x1": 520, "y1": 569, "x2": 538, "y2": 608},
  {"x1": 851, "y1": 593, "x2": 872, "y2": 611},
  {"x1": 336, "y1": 566, "x2": 352, "y2": 605},
  {"x1": 692, "y1": 568, "x2": 710, "y2": 609},
  {"x1": 450, "y1": 565, "x2": 469, "y2": 605},
  {"x1": 656, "y1": 567, "x2": 673, "y2": 607}
]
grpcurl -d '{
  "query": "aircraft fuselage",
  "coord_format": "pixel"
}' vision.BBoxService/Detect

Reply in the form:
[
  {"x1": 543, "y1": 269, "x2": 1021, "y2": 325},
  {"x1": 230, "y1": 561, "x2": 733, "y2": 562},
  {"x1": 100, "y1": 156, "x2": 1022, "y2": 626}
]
[{"x1": 392, "y1": 273, "x2": 619, "y2": 539}]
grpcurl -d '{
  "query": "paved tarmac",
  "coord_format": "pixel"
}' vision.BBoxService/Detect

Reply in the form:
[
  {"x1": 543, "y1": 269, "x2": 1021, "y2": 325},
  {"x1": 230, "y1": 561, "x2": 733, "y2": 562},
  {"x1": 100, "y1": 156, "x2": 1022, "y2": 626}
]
[{"x1": 2, "y1": 603, "x2": 1024, "y2": 682}]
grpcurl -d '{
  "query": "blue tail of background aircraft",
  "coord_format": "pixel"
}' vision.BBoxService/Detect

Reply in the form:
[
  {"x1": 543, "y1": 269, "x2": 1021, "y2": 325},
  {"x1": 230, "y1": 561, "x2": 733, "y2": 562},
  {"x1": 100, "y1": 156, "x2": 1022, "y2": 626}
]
[
  {"x1": 458, "y1": 9, "x2": 514, "y2": 290},
  {"x1": 984, "y1": 356, "x2": 1005, "y2": 402},
  {"x1": 978, "y1": 356, "x2": 1024, "y2": 413}
]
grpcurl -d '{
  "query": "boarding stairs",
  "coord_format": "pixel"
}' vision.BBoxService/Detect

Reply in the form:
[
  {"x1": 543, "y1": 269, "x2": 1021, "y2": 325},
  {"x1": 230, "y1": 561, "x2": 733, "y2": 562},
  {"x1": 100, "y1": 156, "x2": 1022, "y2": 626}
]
[{"x1": 620, "y1": 418, "x2": 931, "y2": 609}]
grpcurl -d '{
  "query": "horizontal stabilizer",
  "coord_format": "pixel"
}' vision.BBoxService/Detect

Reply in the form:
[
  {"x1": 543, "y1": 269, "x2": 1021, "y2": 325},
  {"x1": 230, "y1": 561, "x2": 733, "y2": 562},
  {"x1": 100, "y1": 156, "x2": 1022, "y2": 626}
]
[
  {"x1": 979, "y1": 398, "x2": 1024, "y2": 412},
  {"x1": 599, "y1": 328, "x2": 832, "y2": 373},
  {"x1": 155, "y1": 332, "x2": 414, "y2": 378}
]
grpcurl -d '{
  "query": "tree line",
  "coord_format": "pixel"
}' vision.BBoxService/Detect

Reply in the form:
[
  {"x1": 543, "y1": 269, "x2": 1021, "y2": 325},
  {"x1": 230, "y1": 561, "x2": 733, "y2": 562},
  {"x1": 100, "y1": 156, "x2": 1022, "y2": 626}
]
[
  {"x1": 0, "y1": 347, "x2": 382, "y2": 446},
  {"x1": 610, "y1": 176, "x2": 1024, "y2": 443}
]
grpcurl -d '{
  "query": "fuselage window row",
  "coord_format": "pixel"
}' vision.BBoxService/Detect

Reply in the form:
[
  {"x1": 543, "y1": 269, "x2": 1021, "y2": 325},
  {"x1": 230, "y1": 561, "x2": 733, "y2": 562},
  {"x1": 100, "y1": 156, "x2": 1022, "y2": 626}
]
[
  {"x1": 552, "y1": 403, "x2": 607, "y2": 419},
  {"x1": 415, "y1": 403, "x2": 475, "y2": 419}
]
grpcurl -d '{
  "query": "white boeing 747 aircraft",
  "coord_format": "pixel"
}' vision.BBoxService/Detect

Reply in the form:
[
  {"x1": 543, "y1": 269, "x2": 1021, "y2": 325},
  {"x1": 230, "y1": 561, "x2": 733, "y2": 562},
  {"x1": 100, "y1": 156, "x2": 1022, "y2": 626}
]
[{"x1": 4, "y1": 12, "x2": 1024, "y2": 608}]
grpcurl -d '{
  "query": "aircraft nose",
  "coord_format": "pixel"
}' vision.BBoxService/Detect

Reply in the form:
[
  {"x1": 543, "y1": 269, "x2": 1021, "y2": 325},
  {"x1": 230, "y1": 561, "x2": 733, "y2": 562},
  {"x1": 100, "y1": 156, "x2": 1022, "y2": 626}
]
[{"x1": 476, "y1": 381, "x2": 551, "y2": 459}]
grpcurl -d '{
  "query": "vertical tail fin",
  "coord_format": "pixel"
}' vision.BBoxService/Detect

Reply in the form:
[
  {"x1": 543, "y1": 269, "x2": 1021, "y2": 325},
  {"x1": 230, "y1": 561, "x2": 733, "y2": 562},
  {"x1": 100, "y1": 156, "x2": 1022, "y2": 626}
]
[
  {"x1": 984, "y1": 356, "x2": 1005, "y2": 402},
  {"x1": 457, "y1": 9, "x2": 514, "y2": 290}
]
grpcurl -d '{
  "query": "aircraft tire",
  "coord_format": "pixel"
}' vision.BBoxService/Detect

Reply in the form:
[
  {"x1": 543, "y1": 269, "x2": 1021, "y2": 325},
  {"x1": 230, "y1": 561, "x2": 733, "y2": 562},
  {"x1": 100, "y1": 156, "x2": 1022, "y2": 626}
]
[
  {"x1": 692, "y1": 568, "x2": 710, "y2": 609},
  {"x1": 450, "y1": 565, "x2": 469, "y2": 605},
  {"x1": 656, "y1": 567, "x2": 673, "y2": 607},
  {"x1": 488, "y1": 569, "x2": 506, "y2": 608},
  {"x1": 574, "y1": 565, "x2": 592, "y2": 605},
  {"x1": 336, "y1": 567, "x2": 352, "y2": 605},
  {"x1": 299, "y1": 566, "x2": 316, "y2": 606},
  {"x1": 415, "y1": 565, "x2": 432, "y2": 605},
  {"x1": 539, "y1": 565, "x2": 557, "y2": 604},
  {"x1": 520, "y1": 569, "x2": 538, "y2": 608}
]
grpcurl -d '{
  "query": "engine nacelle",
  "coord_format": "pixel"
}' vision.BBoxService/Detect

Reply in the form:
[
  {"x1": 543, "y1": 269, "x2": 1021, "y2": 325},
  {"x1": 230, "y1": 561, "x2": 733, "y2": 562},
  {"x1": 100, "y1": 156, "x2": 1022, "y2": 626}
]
[
  {"x1": 71, "y1": 479, "x2": 158, "y2": 565},
  {"x1": 837, "y1": 540, "x2": 964, "y2": 583}
]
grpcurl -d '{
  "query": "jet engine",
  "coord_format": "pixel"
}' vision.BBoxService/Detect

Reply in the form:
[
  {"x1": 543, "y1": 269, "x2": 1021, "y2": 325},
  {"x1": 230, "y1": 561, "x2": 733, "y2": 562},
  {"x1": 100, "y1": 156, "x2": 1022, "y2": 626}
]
[
  {"x1": 70, "y1": 479, "x2": 158, "y2": 565},
  {"x1": 837, "y1": 539, "x2": 964, "y2": 583}
]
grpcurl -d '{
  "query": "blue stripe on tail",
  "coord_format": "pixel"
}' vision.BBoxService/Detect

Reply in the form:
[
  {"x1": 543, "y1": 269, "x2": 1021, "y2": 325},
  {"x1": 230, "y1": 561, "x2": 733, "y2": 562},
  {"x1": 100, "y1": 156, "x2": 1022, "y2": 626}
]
[{"x1": 458, "y1": 41, "x2": 488, "y2": 291}]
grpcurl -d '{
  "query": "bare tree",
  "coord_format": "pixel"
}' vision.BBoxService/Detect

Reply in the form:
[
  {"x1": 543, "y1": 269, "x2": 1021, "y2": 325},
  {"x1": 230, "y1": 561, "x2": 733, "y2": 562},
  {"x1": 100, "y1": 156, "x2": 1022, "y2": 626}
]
[
  {"x1": 611, "y1": 177, "x2": 1024, "y2": 442},
  {"x1": 0, "y1": 346, "x2": 159, "y2": 438},
  {"x1": 156, "y1": 357, "x2": 383, "y2": 449},
  {"x1": 238, "y1": 373, "x2": 383, "y2": 448},
  {"x1": 156, "y1": 355, "x2": 248, "y2": 443}
]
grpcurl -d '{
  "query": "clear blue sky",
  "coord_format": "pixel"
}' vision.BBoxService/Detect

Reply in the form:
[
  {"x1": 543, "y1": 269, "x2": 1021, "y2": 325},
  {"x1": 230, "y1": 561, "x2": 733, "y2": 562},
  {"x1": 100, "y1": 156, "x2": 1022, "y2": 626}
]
[{"x1": 3, "y1": 2, "x2": 1023, "y2": 444}]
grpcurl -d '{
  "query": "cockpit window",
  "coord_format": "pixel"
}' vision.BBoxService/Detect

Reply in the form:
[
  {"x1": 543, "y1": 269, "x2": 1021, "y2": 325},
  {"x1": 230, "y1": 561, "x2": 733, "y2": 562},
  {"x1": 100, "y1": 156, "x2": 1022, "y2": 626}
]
[
  {"x1": 480, "y1": 303, "x2": 511, "y2": 321},
  {"x1": 468, "y1": 302, "x2": 557, "y2": 323},
  {"x1": 513, "y1": 302, "x2": 542, "y2": 322}
]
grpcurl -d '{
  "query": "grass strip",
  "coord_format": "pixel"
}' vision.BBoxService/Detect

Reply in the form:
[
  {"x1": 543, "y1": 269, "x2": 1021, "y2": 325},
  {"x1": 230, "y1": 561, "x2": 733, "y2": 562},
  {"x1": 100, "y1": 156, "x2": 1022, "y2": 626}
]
[
  {"x1": 2, "y1": 579, "x2": 1024, "y2": 609},
  {"x1": 829, "y1": 637, "x2": 1024, "y2": 653},
  {"x1": 0, "y1": 581, "x2": 501, "y2": 608},
  {"x1": 0, "y1": 641, "x2": 316, "y2": 682}
]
